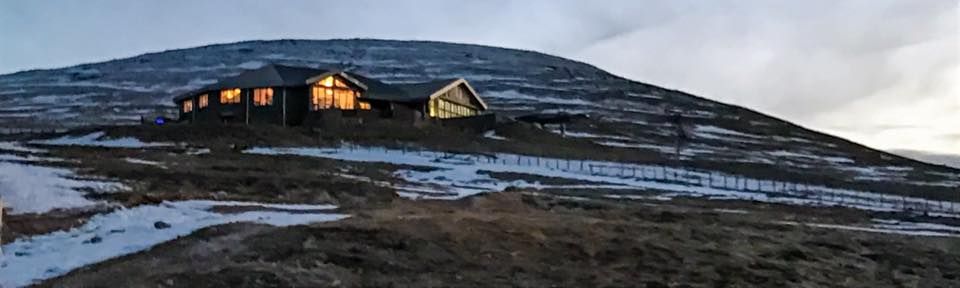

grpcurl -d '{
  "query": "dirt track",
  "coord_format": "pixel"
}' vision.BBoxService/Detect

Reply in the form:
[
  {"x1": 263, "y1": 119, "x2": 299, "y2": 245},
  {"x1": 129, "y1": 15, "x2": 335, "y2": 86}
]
[{"x1": 38, "y1": 192, "x2": 960, "y2": 288}]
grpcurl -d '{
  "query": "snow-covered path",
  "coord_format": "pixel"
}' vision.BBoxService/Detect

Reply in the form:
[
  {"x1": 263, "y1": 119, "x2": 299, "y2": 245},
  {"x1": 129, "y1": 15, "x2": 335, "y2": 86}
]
[{"x1": 0, "y1": 200, "x2": 347, "y2": 288}]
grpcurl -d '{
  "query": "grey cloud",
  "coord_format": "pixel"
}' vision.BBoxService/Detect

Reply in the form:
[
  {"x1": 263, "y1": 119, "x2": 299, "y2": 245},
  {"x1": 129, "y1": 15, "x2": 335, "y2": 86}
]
[
  {"x1": 575, "y1": 0, "x2": 957, "y2": 120},
  {"x1": 0, "y1": 0, "x2": 955, "y2": 156}
]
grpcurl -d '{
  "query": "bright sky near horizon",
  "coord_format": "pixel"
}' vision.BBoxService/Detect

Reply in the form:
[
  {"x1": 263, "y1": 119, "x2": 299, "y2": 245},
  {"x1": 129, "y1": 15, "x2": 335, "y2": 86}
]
[{"x1": 0, "y1": 0, "x2": 957, "y2": 158}]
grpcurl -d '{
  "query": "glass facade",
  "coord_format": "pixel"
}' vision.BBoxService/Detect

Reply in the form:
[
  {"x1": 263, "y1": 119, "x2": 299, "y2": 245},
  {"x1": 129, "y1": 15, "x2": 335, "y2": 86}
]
[
  {"x1": 428, "y1": 98, "x2": 477, "y2": 119},
  {"x1": 311, "y1": 76, "x2": 362, "y2": 111}
]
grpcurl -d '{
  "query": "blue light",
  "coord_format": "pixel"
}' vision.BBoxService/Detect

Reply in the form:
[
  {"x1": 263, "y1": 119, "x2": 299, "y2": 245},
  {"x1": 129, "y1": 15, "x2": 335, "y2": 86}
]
[{"x1": 154, "y1": 117, "x2": 165, "y2": 125}]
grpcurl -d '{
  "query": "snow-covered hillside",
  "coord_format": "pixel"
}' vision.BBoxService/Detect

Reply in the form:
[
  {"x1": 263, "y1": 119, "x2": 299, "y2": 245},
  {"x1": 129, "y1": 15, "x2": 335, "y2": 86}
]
[{"x1": 0, "y1": 39, "x2": 956, "y2": 196}]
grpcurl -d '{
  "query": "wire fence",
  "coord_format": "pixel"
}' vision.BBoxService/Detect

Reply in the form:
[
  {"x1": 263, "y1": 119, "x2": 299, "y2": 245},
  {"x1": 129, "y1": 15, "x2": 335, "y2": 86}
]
[{"x1": 363, "y1": 144, "x2": 960, "y2": 215}]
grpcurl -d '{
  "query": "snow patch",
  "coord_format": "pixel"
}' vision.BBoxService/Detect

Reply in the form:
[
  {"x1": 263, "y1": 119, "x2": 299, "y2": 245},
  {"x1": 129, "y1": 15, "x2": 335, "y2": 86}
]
[
  {"x1": 186, "y1": 148, "x2": 211, "y2": 155},
  {"x1": 0, "y1": 161, "x2": 123, "y2": 214},
  {"x1": 483, "y1": 130, "x2": 507, "y2": 141},
  {"x1": 237, "y1": 61, "x2": 266, "y2": 70},
  {"x1": 694, "y1": 125, "x2": 764, "y2": 139},
  {"x1": 32, "y1": 132, "x2": 172, "y2": 148},
  {"x1": 484, "y1": 90, "x2": 595, "y2": 107},
  {"x1": 124, "y1": 158, "x2": 166, "y2": 168},
  {"x1": 551, "y1": 130, "x2": 632, "y2": 141},
  {"x1": 0, "y1": 142, "x2": 46, "y2": 154},
  {"x1": 244, "y1": 145, "x2": 960, "y2": 216},
  {"x1": 0, "y1": 200, "x2": 347, "y2": 287},
  {"x1": 777, "y1": 220, "x2": 960, "y2": 238}
]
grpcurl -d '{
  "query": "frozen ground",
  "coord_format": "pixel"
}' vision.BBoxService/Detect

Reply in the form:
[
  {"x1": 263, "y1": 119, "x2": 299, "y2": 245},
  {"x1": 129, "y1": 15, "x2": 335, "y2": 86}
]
[
  {"x1": 245, "y1": 144, "x2": 960, "y2": 240},
  {"x1": 0, "y1": 162, "x2": 121, "y2": 214},
  {"x1": 0, "y1": 141, "x2": 124, "y2": 214},
  {"x1": 31, "y1": 131, "x2": 172, "y2": 148},
  {"x1": 245, "y1": 145, "x2": 960, "y2": 216},
  {"x1": 0, "y1": 200, "x2": 347, "y2": 288}
]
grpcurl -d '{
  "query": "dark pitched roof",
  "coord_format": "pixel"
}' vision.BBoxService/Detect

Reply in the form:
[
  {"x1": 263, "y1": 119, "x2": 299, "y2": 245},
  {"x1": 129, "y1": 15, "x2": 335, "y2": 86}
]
[
  {"x1": 393, "y1": 79, "x2": 461, "y2": 101},
  {"x1": 174, "y1": 64, "x2": 330, "y2": 101},
  {"x1": 391, "y1": 78, "x2": 488, "y2": 109},
  {"x1": 206, "y1": 64, "x2": 330, "y2": 90},
  {"x1": 337, "y1": 72, "x2": 406, "y2": 101},
  {"x1": 172, "y1": 64, "x2": 484, "y2": 109},
  {"x1": 354, "y1": 78, "x2": 460, "y2": 103}
]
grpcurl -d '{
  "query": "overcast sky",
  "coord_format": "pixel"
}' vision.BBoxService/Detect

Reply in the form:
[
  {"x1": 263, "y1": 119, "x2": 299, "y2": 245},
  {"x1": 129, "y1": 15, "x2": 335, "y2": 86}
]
[{"x1": 0, "y1": 0, "x2": 957, "y2": 158}]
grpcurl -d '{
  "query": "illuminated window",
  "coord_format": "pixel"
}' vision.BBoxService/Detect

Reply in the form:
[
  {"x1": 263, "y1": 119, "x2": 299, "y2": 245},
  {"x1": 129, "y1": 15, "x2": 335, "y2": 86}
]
[
  {"x1": 220, "y1": 88, "x2": 241, "y2": 104},
  {"x1": 182, "y1": 100, "x2": 193, "y2": 113},
  {"x1": 359, "y1": 101, "x2": 371, "y2": 110},
  {"x1": 253, "y1": 88, "x2": 273, "y2": 106},
  {"x1": 310, "y1": 76, "x2": 358, "y2": 110},
  {"x1": 198, "y1": 94, "x2": 208, "y2": 109},
  {"x1": 428, "y1": 98, "x2": 477, "y2": 119}
]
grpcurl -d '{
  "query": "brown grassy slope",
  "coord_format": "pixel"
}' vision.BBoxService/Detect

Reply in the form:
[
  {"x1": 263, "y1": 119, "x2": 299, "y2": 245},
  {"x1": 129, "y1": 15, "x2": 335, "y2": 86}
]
[{"x1": 39, "y1": 192, "x2": 960, "y2": 288}]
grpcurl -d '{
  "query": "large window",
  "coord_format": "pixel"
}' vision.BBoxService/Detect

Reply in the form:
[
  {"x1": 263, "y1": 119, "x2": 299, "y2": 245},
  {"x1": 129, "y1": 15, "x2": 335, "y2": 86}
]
[
  {"x1": 220, "y1": 88, "x2": 241, "y2": 104},
  {"x1": 429, "y1": 98, "x2": 477, "y2": 119},
  {"x1": 310, "y1": 76, "x2": 360, "y2": 110},
  {"x1": 182, "y1": 100, "x2": 193, "y2": 113},
  {"x1": 198, "y1": 94, "x2": 208, "y2": 109},
  {"x1": 253, "y1": 88, "x2": 273, "y2": 106}
]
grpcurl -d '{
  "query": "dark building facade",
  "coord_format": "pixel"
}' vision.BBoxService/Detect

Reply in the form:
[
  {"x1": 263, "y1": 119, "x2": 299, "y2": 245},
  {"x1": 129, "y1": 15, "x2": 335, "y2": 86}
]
[{"x1": 173, "y1": 64, "x2": 489, "y2": 127}]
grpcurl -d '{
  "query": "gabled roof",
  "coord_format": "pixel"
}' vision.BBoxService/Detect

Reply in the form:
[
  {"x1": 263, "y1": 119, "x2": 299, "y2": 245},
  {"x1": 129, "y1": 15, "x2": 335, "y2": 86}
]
[
  {"x1": 394, "y1": 79, "x2": 461, "y2": 101},
  {"x1": 174, "y1": 64, "x2": 330, "y2": 101},
  {"x1": 343, "y1": 72, "x2": 409, "y2": 101},
  {"x1": 305, "y1": 71, "x2": 369, "y2": 90},
  {"x1": 209, "y1": 64, "x2": 333, "y2": 90},
  {"x1": 173, "y1": 64, "x2": 487, "y2": 110},
  {"x1": 359, "y1": 78, "x2": 488, "y2": 110}
]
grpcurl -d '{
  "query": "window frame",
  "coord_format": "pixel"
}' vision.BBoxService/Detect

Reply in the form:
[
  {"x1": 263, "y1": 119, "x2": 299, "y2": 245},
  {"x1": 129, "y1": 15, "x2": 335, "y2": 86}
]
[
  {"x1": 198, "y1": 94, "x2": 208, "y2": 109},
  {"x1": 310, "y1": 76, "x2": 360, "y2": 111},
  {"x1": 182, "y1": 100, "x2": 194, "y2": 113},
  {"x1": 220, "y1": 88, "x2": 242, "y2": 105},
  {"x1": 253, "y1": 88, "x2": 274, "y2": 106},
  {"x1": 429, "y1": 98, "x2": 477, "y2": 119}
]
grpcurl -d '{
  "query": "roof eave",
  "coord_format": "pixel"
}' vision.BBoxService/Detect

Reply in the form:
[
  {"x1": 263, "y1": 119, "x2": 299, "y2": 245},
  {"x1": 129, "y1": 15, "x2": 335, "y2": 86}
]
[
  {"x1": 426, "y1": 78, "x2": 488, "y2": 110},
  {"x1": 304, "y1": 71, "x2": 369, "y2": 91}
]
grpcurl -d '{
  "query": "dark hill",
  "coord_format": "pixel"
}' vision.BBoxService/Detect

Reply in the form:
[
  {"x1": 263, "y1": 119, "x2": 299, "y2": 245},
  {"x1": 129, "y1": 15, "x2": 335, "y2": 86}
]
[{"x1": 0, "y1": 39, "x2": 956, "y2": 197}]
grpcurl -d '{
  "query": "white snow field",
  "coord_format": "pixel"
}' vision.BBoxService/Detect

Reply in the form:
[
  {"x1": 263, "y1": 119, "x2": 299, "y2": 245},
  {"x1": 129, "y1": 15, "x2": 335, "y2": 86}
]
[
  {"x1": 0, "y1": 200, "x2": 347, "y2": 288},
  {"x1": 0, "y1": 142, "x2": 124, "y2": 214},
  {"x1": 245, "y1": 145, "x2": 960, "y2": 216},
  {"x1": 30, "y1": 131, "x2": 172, "y2": 148},
  {"x1": 0, "y1": 162, "x2": 121, "y2": 214}
]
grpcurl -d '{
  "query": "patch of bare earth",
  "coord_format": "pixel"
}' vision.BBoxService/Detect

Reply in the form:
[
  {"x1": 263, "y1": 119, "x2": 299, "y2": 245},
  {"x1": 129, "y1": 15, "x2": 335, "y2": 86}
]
[{"x1": 38, "y1": 191, "x2": 960, "y2": 288}]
